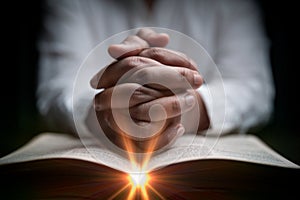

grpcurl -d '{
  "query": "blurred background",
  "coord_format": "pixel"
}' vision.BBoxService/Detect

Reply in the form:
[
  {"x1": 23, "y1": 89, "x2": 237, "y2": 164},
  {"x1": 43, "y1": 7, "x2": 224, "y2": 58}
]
[{"x1": 1, "y1": 0, "x2": 299, "y2": 164}]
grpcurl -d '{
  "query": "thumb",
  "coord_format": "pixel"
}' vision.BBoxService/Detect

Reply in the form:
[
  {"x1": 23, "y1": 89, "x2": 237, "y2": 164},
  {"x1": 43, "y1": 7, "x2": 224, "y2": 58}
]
[{"x1": 108, "y1": 28, "x2": 169, "y2": 59}]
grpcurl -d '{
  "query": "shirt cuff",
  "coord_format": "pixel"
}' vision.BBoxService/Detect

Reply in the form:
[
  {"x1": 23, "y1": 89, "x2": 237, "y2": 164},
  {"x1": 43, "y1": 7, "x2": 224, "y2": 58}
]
[{"x1": 197, "y1": 83, "x2": 237, "y2": 136}]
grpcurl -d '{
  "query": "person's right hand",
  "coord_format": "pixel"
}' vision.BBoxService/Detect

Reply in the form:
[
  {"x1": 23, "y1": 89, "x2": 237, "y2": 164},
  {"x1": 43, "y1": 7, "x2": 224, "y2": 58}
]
[{"x1": 90, "y1": 28, "x2": 204, "y2": 152}]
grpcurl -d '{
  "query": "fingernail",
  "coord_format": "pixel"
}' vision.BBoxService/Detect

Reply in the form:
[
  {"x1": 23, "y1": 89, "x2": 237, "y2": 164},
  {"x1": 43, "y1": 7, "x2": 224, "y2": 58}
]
[
  {"x1": 194, "y1": 74, "x2": 202, "y2": 85},
  {"x1": 177, "y1": 125, "x2": 185, "y2": 137},
  {"x1": 185, "y1": 95, "x2": 195, "y2": 106}
]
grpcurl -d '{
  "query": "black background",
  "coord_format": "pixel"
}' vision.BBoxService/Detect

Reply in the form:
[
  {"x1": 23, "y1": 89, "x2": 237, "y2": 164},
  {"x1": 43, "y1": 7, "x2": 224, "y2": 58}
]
[{"x1": 1, "y1": 1, "x2": 299, "y2": 164}]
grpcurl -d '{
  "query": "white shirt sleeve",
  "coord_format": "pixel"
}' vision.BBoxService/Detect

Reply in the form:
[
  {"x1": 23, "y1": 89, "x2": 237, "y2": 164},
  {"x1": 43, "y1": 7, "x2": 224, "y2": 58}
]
[
  {"x1": 198, "y1": 0, "x2": 275, "y2": 135},
  {"x1": 36, "y1": 0, "x2": 95, "y2": 133},
  {"x1": 36, "y1": 0, "x2": 275, "y2": 137}
]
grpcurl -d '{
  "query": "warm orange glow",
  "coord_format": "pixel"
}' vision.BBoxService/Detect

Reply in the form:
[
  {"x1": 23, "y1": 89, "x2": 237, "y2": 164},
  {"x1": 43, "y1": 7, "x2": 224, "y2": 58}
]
[
  {"x1": 120, "y1": 130, "x2": 159, "y2": 172},
  {"x1": 140, "y1": 136, "x2": 159, "y2": 171},
  {"x1": 120, "y1": 133, "x2": 139, "y2": 170},
  {"x1": 127, "y1": 173, "x2": 150, "y2": 200},
  {"x1": 107, "y1": 182, "x2": 131, "y2": 200},
  {"x1": 118, "y1": 129, "x2": 165, "y2": 199},
  {"x1": 128, "y1": 173, "x2": 149, "y2": 188}
]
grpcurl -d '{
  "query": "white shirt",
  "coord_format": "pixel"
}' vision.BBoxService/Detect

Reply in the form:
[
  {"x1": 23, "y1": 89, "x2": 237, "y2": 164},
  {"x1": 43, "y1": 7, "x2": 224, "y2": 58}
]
[{"x1": 37, "y1": 0, "x2": 274, "y2": 136}]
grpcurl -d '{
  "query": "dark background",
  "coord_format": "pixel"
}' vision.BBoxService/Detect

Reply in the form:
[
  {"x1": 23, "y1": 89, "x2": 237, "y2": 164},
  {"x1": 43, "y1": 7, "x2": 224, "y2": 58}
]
[{"x1": 1, "y1": 1, "x2": 299, "y2": 164}]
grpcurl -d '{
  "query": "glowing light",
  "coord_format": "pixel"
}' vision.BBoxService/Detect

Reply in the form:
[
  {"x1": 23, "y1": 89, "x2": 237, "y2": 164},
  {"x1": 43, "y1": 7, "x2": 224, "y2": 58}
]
[
  {"x1": 127, "y1": 172, "x2": 150, "y2": 200},
  {"x1": 128, "y1": 172, "x2": 149, "y2": 188},
  {"x1": 119, "y1": 127, "x2": 163, "y2": 199}
]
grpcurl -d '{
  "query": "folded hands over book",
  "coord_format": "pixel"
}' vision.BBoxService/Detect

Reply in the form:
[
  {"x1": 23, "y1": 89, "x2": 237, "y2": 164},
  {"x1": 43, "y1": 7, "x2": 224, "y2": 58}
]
[{"x1": 90, "y1": 28, "x2": 210, "y2": 153}]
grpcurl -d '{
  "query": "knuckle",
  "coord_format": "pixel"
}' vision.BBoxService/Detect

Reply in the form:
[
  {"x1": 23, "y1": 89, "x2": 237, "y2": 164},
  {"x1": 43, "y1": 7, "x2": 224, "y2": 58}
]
[
  {"x1": 131, "y1": 88, "x2": 148, "y2": 103},
  {"x1": 123, "y1": 56, "x2": 154, "y2": 69},
  {"x1": 180, "y1": 68, "x2": 193, "y2": 83},
  {"x1": 171, "y1": 98, "x2": 181, "y2": 113},
  {"x1": 179, "y1": 68, "x2": 187, "y2": 77},
  {"x1": 144, "y1": 47, "x2": 163, "y2": 59},
  {"x1": 149, "y1": 47, "x2": 161, "y2": 57},
  {"x1": 123, "y1": 56, "x2": 144, "y2": 68},
  {"x1": 178, "y1": 69, "x2": 188, "y2": 82}
]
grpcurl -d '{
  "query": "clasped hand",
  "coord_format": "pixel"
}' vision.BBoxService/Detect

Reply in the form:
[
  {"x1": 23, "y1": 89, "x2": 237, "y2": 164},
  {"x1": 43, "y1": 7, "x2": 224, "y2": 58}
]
[{"x1": 90, "y1": 28, "x2": 206, "y2": 152}]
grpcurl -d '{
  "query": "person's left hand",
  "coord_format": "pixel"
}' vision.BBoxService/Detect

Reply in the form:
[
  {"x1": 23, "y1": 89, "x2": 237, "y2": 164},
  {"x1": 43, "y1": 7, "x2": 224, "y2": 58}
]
[{"x1": 90, "y1": 28, "x2": 207, "y2": 152}]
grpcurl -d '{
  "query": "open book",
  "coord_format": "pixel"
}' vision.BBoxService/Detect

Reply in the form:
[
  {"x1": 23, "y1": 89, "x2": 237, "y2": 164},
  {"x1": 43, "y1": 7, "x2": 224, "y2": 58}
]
[{"x1": 1, "y1": 132, "x2": 299, "y2": 200}]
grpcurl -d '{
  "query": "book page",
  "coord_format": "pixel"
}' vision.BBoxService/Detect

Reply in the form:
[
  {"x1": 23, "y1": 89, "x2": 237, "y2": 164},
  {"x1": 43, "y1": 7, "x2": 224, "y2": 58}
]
[
  {"x1": 0, "y1": 132, "x2": 131, "y2": 172},
  {"x1": 147, "y1": 134, "x2": 300, "y2": 171},
  {"x1": 1, "y1": 132, "x2": 299, "y2": 174}
]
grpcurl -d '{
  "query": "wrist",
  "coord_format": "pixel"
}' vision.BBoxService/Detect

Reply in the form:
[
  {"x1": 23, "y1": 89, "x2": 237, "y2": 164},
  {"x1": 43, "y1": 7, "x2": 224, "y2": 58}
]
[{"x1": 195, "y1": 91, "x2": 210, "y2": 132}]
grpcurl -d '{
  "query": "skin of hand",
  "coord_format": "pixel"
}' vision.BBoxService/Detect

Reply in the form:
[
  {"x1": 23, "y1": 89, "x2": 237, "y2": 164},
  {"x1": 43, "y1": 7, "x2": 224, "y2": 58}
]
[{"x1": 90, "y1": 28, "x2": 209, "y2": 152}]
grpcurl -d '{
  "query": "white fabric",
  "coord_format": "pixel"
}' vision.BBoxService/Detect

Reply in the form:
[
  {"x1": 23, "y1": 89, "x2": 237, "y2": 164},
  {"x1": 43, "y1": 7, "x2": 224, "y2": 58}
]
[{"x1": 37, "y1": 0, "x2": 274, "y2": 135}]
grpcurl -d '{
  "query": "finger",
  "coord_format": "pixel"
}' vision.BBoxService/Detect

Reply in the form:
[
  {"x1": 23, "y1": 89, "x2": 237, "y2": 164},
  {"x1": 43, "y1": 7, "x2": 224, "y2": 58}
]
[
  {"x1": 94, "y1": 83, "x2": 172, "y2": 111},
  {"x1": 97, "y1": 109, "x2": 183, "y2": 152},
  {"x1": 153, "y1": 123, "x2": 185, "y2": 151},
  {"x1": 127, "y1": 66, "x2": 203, "y2": 90},
  {"x1": 136, "y1": 120, "x2": 185, "y2": 152},
  {"x1": 95, "y1": 109, "x2": 165, "y2": 152},
  {"x1": 90, "y1": 56, "x2": 161, "y2": 89},
  {"x1": 102, "y1": 109, "x2": 168, "y2": 142},
  {"x1": 136, "y1": 28, "x2": 169, "y2": 47},
  {"x1": 139, "y1": 47, "x2": 198, "y2": 71},
  {"x1": 108, "y1": 28, "x2": 169, "y2": 59},
  {"x1": 108, "y1": 35, "x2": 149, "y2": 59},
  {"x1": 96, "y1": 110, "x2": 130, "y2": 150},
  {"x1": 129, "y1": 92, "x2": 197, "y2": 122}
]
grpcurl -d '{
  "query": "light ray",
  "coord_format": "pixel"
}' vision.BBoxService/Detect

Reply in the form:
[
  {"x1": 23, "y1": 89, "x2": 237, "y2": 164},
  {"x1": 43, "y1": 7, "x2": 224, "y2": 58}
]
[
  {"x1": 119, "y1": 124, "x2": 167, "y2": 199},
  {"x1": 127, "y1": 173, "x2": 150, "y2": 200},
  {"x1": 141, "y1": 136, "x2": 159, "y2": 171},
  {"x1": 121, "y1": 133, "x2": 139, "y2": 170},
  {"x1": 107, "y1": 182, "x2": 131, "y2": 200},
  {"x1": 147, "y1": 183, "x2": 166, "y2": 200}
]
